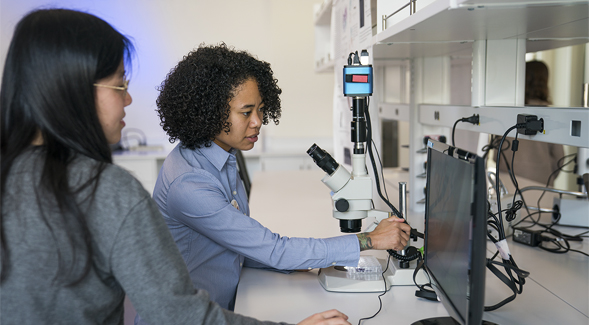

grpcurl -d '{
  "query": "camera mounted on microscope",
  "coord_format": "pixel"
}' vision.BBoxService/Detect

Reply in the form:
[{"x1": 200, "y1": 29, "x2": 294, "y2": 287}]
[{"x1": 343, "y1": 50, "x2": 373, "y2": 97}]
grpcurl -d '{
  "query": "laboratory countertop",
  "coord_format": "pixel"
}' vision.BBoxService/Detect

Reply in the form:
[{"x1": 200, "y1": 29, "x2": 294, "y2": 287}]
[{"x1": 234, "y1": 169, "x2": 589, "y2": 325}]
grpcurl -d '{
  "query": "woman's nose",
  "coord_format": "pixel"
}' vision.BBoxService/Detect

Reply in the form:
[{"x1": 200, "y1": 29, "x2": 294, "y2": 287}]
[
  {"x1": 125, "y1": 92, "x2": 133, "y2": 106},
  {"x1": 251, "y1": 110, "x2": 262, "y2": 127}
]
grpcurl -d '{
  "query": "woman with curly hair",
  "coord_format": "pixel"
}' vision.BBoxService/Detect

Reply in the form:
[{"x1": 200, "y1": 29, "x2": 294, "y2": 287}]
[{"x1": 142, "y1": 43, "x2": 411, "y2": 315}]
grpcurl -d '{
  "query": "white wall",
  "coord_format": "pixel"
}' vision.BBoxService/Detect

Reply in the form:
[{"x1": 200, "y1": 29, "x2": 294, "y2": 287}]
[{"x1": 0, "y1": 0, "x2": 334, "y2": 153}]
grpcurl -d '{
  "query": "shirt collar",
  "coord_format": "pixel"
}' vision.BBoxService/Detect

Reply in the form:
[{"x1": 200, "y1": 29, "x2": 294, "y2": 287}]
[{"x1": 199, "y1": 142, "x2": 236, "y2": 171}]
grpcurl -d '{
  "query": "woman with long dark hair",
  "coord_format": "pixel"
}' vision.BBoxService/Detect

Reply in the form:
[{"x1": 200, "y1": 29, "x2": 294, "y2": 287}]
[{"x1": 0, "y1": 8, "x2": 350, "y2": 325}]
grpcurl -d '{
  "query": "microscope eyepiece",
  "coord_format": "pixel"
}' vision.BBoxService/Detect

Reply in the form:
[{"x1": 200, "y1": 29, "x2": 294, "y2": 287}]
[{"x1": 307, "y1": 144, "x2": 339, "y2": 175}]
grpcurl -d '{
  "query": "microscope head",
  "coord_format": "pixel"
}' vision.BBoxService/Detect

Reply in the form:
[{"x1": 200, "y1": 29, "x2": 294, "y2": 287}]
[{"x1": 308, "y1": 143, "x2": 370, "y2": 233}]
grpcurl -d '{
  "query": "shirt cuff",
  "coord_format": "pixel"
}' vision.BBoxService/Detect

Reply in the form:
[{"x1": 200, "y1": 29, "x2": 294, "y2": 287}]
[{"x1": 323, "y1": 234, "x2": 360, "y2": 267}]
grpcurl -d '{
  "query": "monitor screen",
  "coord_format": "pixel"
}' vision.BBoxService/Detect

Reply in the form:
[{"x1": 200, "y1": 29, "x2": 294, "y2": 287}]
[{"x1": 420, "y1": 140, "x2": 488, "y2": 325}]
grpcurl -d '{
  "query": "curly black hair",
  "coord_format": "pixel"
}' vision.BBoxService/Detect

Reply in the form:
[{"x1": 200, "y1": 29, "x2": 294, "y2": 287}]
[{"x1": 157, "y1": 43, "x2": 282, "y2": 149}]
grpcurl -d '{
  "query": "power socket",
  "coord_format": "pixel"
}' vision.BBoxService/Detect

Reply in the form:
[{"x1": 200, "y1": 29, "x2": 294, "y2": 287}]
[{"x1": 517, "y1": 114, "x2": 544, "y2": 135}]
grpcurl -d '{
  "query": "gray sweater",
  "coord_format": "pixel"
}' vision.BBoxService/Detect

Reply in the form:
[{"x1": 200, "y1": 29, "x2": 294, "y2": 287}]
[{"x1": 0, "y1": 148, "x2": 286, "y2": 325}]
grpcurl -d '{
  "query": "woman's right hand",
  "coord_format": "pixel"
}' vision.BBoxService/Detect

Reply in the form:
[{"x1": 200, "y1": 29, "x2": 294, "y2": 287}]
[{"x1": 297, "y1": 309, "x2": 351, "y2": 325}]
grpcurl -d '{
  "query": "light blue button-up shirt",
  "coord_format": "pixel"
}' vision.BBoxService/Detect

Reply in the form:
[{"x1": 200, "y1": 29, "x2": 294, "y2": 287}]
[{"x1": 153, "y1": 143, "x2": 360, "y2": 310}]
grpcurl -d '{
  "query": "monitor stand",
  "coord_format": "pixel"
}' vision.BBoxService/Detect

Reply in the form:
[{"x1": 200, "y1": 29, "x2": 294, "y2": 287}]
[{"x1": 412, "y1": 317, "x2": 498, "y2": 325}]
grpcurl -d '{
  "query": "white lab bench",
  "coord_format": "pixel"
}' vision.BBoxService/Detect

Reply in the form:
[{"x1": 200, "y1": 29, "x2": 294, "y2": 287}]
[{"x1": 234, "y1": 169, "x2": 588, "y2": 325}]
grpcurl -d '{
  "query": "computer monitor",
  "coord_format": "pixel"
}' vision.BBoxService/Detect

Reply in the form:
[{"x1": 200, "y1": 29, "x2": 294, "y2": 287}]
[{"x1": 414, "y1": 140, "x2": 489, "y2": 325}]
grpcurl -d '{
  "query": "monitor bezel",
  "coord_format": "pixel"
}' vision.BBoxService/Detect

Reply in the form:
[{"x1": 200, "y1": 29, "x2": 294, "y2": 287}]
[{"x1": 423, "y1": 139, "x2": 488, "y2": 325}]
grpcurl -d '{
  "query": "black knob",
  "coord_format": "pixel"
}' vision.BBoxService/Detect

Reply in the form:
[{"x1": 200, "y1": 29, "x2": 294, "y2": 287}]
[{"x1": 335, "y1": 198, "x2": 349, "y2": 212}]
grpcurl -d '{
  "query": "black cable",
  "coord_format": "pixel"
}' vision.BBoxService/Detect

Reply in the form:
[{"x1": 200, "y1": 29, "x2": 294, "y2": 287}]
[
  {"x1": 413, "y1": 252, "x2": 438, "y2": 301},
  {"x1": 451, "y1": 114, "x2": 479, "y2": 147},
  {"x1": 481, "y1": 135, "x2": 511, "y2": 164},
  {"x1": 540, "y1": 238, "x2": 571, "y2": 254},
  {"x1": 528, "y1": 226, "x2": 588, "y2": 256},
  {"x1": 452, "y1": 119, "x2": 460, "y2": 147},
  {"x1": 507, "y1": 153, "x2": 579, "y2": 230},
  {"x1": 357, "y1": 255, "x2": 392, "y2": 325},
  {"x1": 387, "y1": 246, "x2": 420, "y2": 261},
  {"x1": 488, "y1": 204, "x2": 523, "y2": 239},
  {"x1": 538, "y1": 230, "x2": 576, "y2": 254},
  {"x1": 482, "y1": 136, "x2": 520, "y2": 194},
  {"x1": 484, "y1": 255, "x2": 529, "y2": 311},
  {"x1": 485, "y1": 123, "x2": 530, "y2": 311},
  {"x1": 494, "y1": 124, "x2": 521, "y2": 239},
  {"x1": 482, "y1": 135, "x2": 533, "y2": 220},
  {"x1": 370, "y1": 138, "x2": 391, "y2": 202},
  {"x1": 577, "y1": 230, "x2": 589, "y2": 236},
  {"x1": 365, "y1": 99, "x2": 420, "y2": 264},
  {"x1": 566, "y1": 248, "x2": 589, "y2": 257},
  {"x1": 509, "y1": 155, "x2": 586, "y2": 236},
  {"x1": 510, "y1": 210, "x2": 544, "y2": 228},
  {"x1": 364, "y1": 98, "x2": 402, "y2": 218},
  {"x1": 498, "y1": 138, "x2": 519, "y2": 223},
  {"x1": 535, "y1": 153, "x2": 577, "y2": 221},
  {"x1": 511, "y1": 210, "x2": 585, "y2": 231}
]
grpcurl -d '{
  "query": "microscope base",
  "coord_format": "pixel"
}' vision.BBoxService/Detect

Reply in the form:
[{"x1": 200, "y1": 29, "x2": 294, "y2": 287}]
[
  {"x1": 317, "y1": 258, "x2": 427, "y2": 292},
  {"x1": 389, "y1": 259, "x2": 427, "y2": 286}
]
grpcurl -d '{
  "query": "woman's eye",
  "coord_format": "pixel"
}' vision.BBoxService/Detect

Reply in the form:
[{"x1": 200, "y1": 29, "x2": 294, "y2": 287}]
[{"x1": 243, "y1": 111, "x2": 251, "y2": 116}]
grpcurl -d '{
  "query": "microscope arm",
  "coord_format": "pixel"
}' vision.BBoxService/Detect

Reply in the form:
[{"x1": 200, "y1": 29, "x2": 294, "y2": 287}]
[
  {"x1": 364, "y1": 209, "x2": 423, "y2": 242},
  {"x1": 363, "y1": 210, "x2": 395, "y2": 232}
]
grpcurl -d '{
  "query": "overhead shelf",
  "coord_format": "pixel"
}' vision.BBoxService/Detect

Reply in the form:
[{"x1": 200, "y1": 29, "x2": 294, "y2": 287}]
[
  {"x1": 313, "y1": 0, "x2": 335, "y2": 72},
  {"x1": 373, "y1": 0, "x2": 589, "y2": 59},
  {"x1": 313, "y1": 0, "x2": 333, "y2": 25}
]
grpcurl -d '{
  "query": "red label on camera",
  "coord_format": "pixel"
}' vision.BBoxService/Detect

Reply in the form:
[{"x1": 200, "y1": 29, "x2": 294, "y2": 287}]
[{"x1": 352, "y1": 75, "x2": 368, "y2": 83}]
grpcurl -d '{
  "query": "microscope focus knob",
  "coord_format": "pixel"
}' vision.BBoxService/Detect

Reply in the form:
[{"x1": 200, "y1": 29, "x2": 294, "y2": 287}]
[{"x1": 335, "y1": 198, "x2": 349, "y2": 212}]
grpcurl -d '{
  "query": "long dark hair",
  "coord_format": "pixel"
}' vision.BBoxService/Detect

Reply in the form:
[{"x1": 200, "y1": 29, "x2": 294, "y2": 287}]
[{"x1": 0, "y1": 9, "x2": 134, "y2": 285}]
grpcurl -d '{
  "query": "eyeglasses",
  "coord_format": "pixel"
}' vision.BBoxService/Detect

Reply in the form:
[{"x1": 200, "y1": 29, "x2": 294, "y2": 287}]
[{"x1": 94, "y1": 78, "x2": 129, "y2": 97}]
